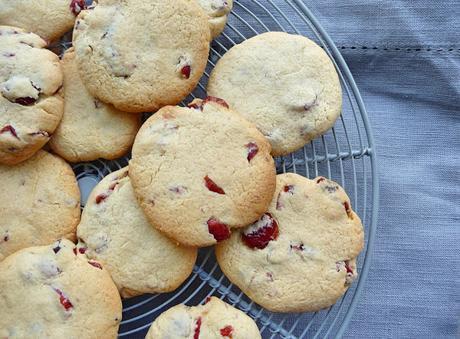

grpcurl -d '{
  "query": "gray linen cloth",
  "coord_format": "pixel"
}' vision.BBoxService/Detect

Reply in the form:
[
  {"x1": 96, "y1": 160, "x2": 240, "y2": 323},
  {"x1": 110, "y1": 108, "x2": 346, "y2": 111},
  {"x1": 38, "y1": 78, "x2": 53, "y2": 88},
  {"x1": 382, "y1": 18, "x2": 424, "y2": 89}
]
[{"x1": 307, "y1": 1, "x2": 459, "y2": 338}]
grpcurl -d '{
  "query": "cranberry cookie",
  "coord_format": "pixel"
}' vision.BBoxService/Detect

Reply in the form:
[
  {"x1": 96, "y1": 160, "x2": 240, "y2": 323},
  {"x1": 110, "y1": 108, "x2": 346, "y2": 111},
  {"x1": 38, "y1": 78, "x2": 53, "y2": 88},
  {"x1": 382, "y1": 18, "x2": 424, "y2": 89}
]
[
  {"x1": 216, "y1": 173, "x2": 364, "y2": 312},
  {"x1": 129, "y1": 98, "x2": 276, "y2": 247},
  {"x1": 73, "y1": 0, "x2": 211, "y2": 113},
  {"x1": 146, "y1": 297, "x2": 261, "y2": 339},
  {"x1": 77, "y1": 167, "x2": 197, "y2": 298},
  {"x1": 0, "y1": 150, "x2": 80, "y2": 262},
  {"x1": 0, "y1": 0, "x2": 84, "y2": 42},
  {"x1": 197, "y1": 0, "x2": 233, "y2": 39},
  {"x1": 49, "y1": 49, "x2": 141, "y2": 162},
  {"x1": 208, "y1": 32, "x2": 342, "y2": 156},
  {"x1": 0, "y1": 239, "x2": 122, "y2": 338},
  {"x1": 0, "y1": 26, "x2": 63, "y2": 165}
]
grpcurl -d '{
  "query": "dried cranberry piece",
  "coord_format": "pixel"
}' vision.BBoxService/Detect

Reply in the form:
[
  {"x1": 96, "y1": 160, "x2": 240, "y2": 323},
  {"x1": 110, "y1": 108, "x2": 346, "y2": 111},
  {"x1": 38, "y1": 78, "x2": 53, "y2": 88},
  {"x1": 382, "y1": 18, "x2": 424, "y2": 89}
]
[
  {"x1": 95, "y1": 193, "x2": 108, "y2": 204},
  {"x1": 15, "y1": 97, "x2": 36, "y2": 106},
  {"x1": 204, "y1": 296, "x2": 212, "y2": 304},
  {"x1": 193, "y1": 317, "x2": 202, "y2": 339},
  {"x1": 88, "y1": 260, "x2": 103, "y2": 270},
  {"x1": 283, "y1": 185, "x2": 294, "y2": 193},
  {"x1": 0, "y1": 125, "x2": 19, "y2": 139},
  {"x1": 70, "y1": 0, "x2": 86, "y2": 16},
  {"x1": 220, "y1": 325, "x2": 234, "y2": 337},
  {"x1": 181, "y1": 65, "x2": 191, "y2": 79},
  {"x1": 343, "y1": 201, "x2": 353, "y2": 218},
  {"x1": 204, "y1": 176, "x2": 225, "y2": 195},
  {"x1": 207, "y1": 218, "x2": 231, "y2": 241},
  {"x1": 108, "y1": 182, "x2": 118, "y2": 191},
  {"x1": 246, "y1": 142, "x2": 258, "y2": 162},
  {"x1": 345, "y1": 260, "x2": 353, "y2": 275},
  {"x1": 316, "y1": 177, "x2": 325, "y2": 184},
  {"x1": 95, "y1": 181, "x2": 120, "y2": 204},
  {"x1": 203, "y1": 96, "x2": 229, "y2": 109},
  {"x1": 54, "y1": 288, "x2": 73, "y2": 311},
  {"x1": 78, "y1": 247, "x2": 87, "y2": 254},
  {"x1": 242, "y1": 213, "x2": 279, "y2": 249}
]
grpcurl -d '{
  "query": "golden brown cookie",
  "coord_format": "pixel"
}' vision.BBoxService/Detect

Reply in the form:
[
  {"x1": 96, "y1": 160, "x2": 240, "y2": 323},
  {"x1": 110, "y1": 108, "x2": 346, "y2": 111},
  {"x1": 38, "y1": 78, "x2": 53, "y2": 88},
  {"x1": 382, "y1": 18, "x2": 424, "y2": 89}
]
[
  {"x1": 0, "y1": 239, "x2": 122, "y2": 338},
  {"x1": 146, "y1": 297, "x2": 261, "y2": 338},
  {"x1": 0, "y1": 150, "x2": 80, "y2": 261},
  {"x1": 0, "y1": 26, "x2": 63, "y2": 165},
  {"x1": 49, "y1": 48, "x2": 140, "y2": 162},
  {"x1": 216, "y1": 173, "x2": 364, "y2": 312},
  {"x1": 208, "y1": 32, "x2": 342, "y2": 156},
  {"x1": 129, "y1": 98, "x2": 276, "y2": 247},
  {"x1": 0, "y1": 0, "x2": 84, "y2": 41},
  {"x1": 77, "y1": 167, "x2": 197, "y2": 298},
  {"x1": 73, "y1": 0, "x2": 211, "y2": 113}
]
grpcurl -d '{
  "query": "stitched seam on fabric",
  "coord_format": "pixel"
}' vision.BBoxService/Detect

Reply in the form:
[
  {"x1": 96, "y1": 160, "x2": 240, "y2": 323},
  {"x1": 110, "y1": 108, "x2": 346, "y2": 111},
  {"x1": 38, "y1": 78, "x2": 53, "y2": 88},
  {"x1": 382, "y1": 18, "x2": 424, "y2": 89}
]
[{"x1": 337, "y1": 46, "x2": 460, "y2": 53}]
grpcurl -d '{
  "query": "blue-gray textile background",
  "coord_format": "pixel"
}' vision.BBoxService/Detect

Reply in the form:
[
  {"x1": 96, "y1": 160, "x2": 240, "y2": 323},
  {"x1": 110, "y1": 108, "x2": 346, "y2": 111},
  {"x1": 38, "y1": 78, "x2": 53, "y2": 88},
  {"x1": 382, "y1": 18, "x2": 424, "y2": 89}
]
[{"x1": 304, "y1": 1, "x2": 459, "y2": 338}]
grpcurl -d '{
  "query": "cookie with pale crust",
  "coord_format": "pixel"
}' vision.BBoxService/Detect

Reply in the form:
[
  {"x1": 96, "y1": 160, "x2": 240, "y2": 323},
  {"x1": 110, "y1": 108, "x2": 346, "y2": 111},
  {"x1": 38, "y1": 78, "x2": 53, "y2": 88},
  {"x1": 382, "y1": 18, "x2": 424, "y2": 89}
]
[
  {"x1": 0, "y1": 0, "x2": 85, "y2": 42},
  {"x1": 77, "y1": 167, "x2": 197, "y2": 298},
  {"x1": 197, "y1": 0, "x2": 233, "y2": 38},
  {"x1": 216, "y1": 173, "x2": 364, "y2": 312},
  {"x1": 0, "y1": 150, "x2": 80, "y2": 262},
  {"x1": 0, "y1": 239, "x2": 122, "y2": 338},
  {"x1": 49, "y1": 48, "x2": 141, "y2": 162},
  {"x1": 0, "y1": 26, "x2": 63, "y2": 165},
  {"x1": 129, "y1": 97, "x2": 276, "y2": 247},
  {"x1": 73, "y1": 0, "x2": 211, "y2": 113},
  {"x1": 146, "y1": 297, "x2": 261, "y2": 339},
  {"x1": 208, "y1": 32, "x2": 342, "y2": 156}
]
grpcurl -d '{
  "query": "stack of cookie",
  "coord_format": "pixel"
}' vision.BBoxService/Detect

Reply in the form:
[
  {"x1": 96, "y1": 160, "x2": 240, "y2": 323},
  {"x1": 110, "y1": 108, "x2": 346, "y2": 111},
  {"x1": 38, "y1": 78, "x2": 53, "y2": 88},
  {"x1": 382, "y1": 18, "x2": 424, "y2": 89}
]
[{"x1": 0, "y1": 0, "x2": 364, "y2": 337}]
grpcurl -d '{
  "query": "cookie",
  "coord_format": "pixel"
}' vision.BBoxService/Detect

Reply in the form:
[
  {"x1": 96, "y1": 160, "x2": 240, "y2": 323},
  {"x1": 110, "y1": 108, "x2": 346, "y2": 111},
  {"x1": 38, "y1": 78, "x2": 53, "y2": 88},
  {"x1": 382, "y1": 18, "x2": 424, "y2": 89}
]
[
  {"x1": 146, "y1": 297, "x2": 261, "y2": 339},
  {"x1": 77, "y1": 167, "x2": 197, "y2": 298},
  {"x1": 0, "y1": 0, "x2": 84, "y2": 42},
  {"x1": 49, "y1": 48, "x2": 141, "y2": 163},
  {"x1": 0, "y1": 150, "x2": 80, "y2": 262},
  {"x1": 0, "y1": 26, "x2": 63, "y2": 165},
  {"x1": 208, "y1": 32, "x2": 342, "y2": 156},
  {"x1": 0, "y1": 239, "x2": 122, "y2": 338},
  {"x1": 216, "y1": 173, "x2": 364, "y2": 312},
  {"x1": 73, "y1": 0, "x2": 211, "y2": 113},
  {"x1": 129, "y1": 97, "x2": 276, "y2": 247},
  {"x1": 197, "y1": 0, "x2": 233, "y2": 39}
]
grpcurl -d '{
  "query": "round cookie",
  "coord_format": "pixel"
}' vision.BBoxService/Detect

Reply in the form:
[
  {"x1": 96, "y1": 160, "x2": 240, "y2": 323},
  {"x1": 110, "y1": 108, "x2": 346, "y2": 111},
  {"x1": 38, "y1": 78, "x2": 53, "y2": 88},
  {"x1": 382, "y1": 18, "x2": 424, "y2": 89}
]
[
  {"x1": 73, "y1": 0, "x2": 211, "y2": 113},
  {"x1": 0, "y1": 239, "x2": 122, "y2": 338},
  {"x1": 49, "y1": 48, "x2": 141, "y2": 163},
  {"x1": 0, "y1": 150, "x2": 80, "y2": 262},
  {"x1": 208, "y1": 31, "x2": 342, "y2": 156},
  {"x1": 0, "y1": 26, "x2": 63, "y2": 165},
  {"x1": 129, "y1": 97, "x2": 276, "y2": 247},
  {"x1": 146, "y1": 297, "x2": 261, "y2": 339},
  {"x1": 0, "y1": 0, "x2": 84, "y2": 42},
  {"x1": 77, "y1": 167, "x2": 197, "y2": 298},
  {"x1": 197, "y1": 0, "x2": 233, "y2": 39},
  {"x1": 216, "y1": 173, "x2": 364, "y2": 312}
]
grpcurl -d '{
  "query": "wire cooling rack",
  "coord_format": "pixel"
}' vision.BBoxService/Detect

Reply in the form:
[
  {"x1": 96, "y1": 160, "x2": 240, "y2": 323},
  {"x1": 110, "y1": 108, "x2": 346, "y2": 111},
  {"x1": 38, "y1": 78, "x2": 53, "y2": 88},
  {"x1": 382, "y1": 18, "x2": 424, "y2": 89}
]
[{"x1": 67, "y1": 0, "x2": 379, "y2": 337}]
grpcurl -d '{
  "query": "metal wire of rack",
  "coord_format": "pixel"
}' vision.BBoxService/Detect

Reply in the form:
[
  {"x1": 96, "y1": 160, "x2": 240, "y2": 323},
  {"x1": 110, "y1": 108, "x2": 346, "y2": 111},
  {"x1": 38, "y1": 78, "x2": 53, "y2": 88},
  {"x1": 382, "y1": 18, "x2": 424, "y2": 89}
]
[{"x1": 66, "y1": 0, "x2": 379, "y2": 338}]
